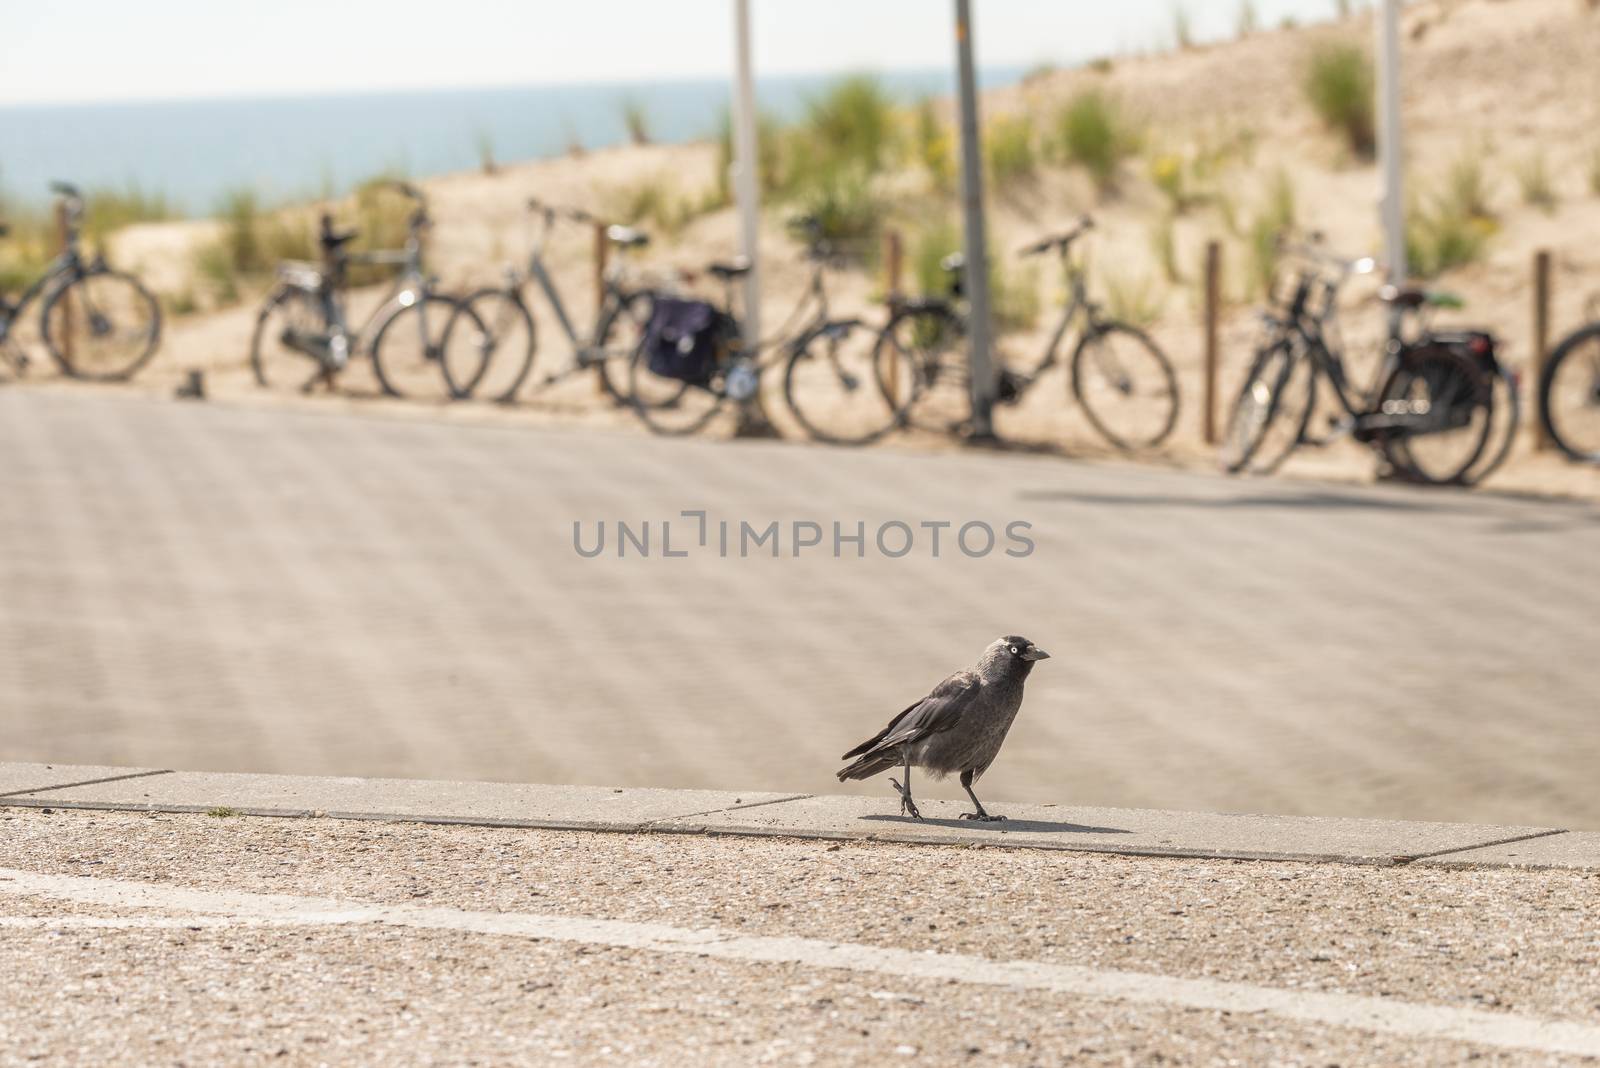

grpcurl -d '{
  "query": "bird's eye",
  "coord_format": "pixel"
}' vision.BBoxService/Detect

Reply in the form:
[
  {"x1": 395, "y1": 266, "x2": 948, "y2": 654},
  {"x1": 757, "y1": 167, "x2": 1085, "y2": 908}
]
[{"x1": 1009, "y1": 645, "x2": 1019, "y2": 654}]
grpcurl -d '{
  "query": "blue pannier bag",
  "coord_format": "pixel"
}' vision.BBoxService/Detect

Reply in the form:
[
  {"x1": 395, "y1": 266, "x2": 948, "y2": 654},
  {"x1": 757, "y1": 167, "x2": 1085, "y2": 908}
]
[{"x1": 645, "y1": 297, "x2": 729, "y2": 385}]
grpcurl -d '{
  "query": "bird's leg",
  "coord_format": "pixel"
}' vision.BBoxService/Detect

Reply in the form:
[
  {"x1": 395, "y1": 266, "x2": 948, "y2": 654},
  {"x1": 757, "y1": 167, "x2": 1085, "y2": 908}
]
[
  {"x1": 958, "y1": 769, "x2": 1004, "y2": 822},
  {"x1": 888, "y1": 751, "x2": 922, "y2": 820}
]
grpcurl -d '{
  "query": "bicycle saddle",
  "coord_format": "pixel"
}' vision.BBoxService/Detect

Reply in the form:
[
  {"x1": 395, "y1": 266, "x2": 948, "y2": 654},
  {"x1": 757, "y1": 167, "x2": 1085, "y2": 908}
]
[
  {"x1": 318, "y1": 212, "x2": 357, "y2": 249},
  {"x1": 1379, "y1": 284, "x2": 1463, "y2": 310},
  {"x1": 1378, "y1": 284, "x2": 1427, "y2": 308},
  {"x1": 606, "y1": 224, "x2": 649, "y2": 249},
  {"x1": 708, "y1": 258, "x2": 752, "y2": 280}
]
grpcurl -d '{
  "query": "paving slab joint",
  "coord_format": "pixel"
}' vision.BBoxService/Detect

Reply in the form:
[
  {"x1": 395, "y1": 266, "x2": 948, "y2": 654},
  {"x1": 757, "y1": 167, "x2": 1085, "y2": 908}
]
[
  {"x1": 1397, "y1": 828, "x2": 1573, "y2": 864},
  {"x1": 642, "y1": 793, "x2": 815, "y2": 827},
  {"x1": 0, "y1": 768, "x2": 173, "y2": 799}
]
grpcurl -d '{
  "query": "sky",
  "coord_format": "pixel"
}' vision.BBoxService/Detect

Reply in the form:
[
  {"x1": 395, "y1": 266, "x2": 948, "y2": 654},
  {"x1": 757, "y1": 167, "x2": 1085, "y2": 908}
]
[{"x1": 1, "y1": 0, "x2": 1344, "y2": 106}]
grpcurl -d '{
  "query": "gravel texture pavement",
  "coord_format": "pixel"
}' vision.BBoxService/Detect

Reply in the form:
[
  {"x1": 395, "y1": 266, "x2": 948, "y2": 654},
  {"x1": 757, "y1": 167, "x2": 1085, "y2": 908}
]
[{"x1": 2, "y1": 809, "x2": 1597, "y2": 1066}]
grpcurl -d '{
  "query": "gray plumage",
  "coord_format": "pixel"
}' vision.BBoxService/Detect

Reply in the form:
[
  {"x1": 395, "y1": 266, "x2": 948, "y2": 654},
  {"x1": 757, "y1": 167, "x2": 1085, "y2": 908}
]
[{"x1": 837, "y1": 635, "x2": 1050, "y2": 821}]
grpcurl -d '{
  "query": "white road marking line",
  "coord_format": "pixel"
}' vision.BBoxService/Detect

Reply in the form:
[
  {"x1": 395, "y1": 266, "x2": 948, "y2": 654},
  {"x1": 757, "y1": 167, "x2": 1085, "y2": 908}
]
[
  {"x1": 0, "y1": 915, "x2": 306, "y2": 930},
  {"x1": 2, "y1": 867, "x2": 1597, "y2": 1057}
]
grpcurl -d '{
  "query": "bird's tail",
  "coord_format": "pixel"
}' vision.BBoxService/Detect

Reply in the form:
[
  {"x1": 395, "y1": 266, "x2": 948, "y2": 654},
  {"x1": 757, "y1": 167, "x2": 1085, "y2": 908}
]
[{"x1": 836, "y1": 751, "x2": 897, "y2": 782}]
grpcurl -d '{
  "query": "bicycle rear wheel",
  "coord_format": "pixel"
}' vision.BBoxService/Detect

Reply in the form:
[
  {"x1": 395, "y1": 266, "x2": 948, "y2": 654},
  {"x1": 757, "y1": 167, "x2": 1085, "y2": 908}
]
[
  {"x1": 370, "y1": 293, "x2": 487, "y2": 402},
  {"x1": 1070, "y1": 322, "x2": 1179, "y2": 449},
  {"x1": 626, "y1": 344, "x2": 731, "y2": 436},
  {"x1": 1378, "y1": 345, "x2": 1493, "y2": 485},
  {"x1": 872, "y1": 303, "x2": 965, "y2": 434},
  {"x1": 1219, "y1": 337, "x2": 1316, "y2": 475},
  {"x1": 250, "y1": 286, "x2": 331, "y2": 393},
  {"x1": 1539, "y1": 322, "x2": 1600, "y2": 463},
  {"x1": 41, "y1": 266, "x2": 161, "y2": 381},
  {"x1": 592, "y1": 289, "x2": 655, "y2": 403},
  {"x1": 784, "y1": 319, "x2": 903, "y2": 445}
]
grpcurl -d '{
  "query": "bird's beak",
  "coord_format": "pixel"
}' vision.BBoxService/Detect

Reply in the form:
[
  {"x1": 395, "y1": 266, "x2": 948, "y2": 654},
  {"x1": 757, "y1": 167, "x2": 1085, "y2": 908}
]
[{"x1": 1022, "y1": 647, "x2": 1051, "y2": 661}]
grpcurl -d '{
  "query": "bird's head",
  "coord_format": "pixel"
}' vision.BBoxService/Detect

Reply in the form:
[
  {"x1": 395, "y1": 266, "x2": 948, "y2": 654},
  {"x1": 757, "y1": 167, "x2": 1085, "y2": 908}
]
[{"x1": 983, "y1": 635, "x2": 1051, "y2": 674}]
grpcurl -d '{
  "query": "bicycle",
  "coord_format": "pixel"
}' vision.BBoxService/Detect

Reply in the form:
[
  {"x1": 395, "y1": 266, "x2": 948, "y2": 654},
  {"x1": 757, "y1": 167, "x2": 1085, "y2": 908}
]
[
  {"x1": 868, "y1": 215, "x2": 1180, "y2": 450},
  {"x1": 1221, "y1": 240, "x2": 1503, "y2": 485},
  {"x1": 0, "y1": 181, "x2": 162, "y2": 382},
  {"x1": 249, "y1": 181, "x2": 484, "y2": 401},
  {"x1": 1537, "y1": 301, "x2": 1600, "y2": 464},
  {"x1": 626, "y1": 218, "x2": 894, "y2": 441},
  {"x1": 440, "y1": 198, "x2": 657, "y2": 404}
]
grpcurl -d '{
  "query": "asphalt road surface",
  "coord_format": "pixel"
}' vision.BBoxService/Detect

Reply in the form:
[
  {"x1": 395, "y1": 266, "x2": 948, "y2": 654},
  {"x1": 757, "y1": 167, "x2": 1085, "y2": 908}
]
[{"x1": 2, "y1": 389, "x2": 1598, "y2": 826}]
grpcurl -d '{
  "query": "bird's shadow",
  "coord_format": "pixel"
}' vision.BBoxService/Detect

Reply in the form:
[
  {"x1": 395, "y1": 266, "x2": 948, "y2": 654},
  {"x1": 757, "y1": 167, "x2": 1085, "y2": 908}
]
[{"x1": 861, "y1": 814, "x2": 1131, "y2": 835}]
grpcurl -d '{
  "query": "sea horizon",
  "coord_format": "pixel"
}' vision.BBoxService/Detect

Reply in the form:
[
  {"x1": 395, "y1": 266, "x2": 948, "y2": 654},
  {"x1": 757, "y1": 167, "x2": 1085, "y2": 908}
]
[{"x1": 0, "y1": 67, "x2": 1027, "y2": 215}]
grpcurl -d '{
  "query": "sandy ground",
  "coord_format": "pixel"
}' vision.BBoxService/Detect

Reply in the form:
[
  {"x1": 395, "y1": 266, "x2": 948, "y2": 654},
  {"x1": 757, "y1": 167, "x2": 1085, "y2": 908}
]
[
  {"x1": 1, "y1": 808, "x2": 1598, "y2": 1065},
  {"x1": 9, "y1": 0, "x2": 1582, "y2": 501}
]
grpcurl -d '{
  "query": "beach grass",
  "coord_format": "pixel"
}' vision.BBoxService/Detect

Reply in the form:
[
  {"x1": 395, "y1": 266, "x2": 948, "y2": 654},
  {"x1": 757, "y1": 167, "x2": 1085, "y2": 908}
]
[
  {"x1": 1303, "y1": 41, "x2": 1375, "y2": 158},
  {"x1": 1050, "y1": 90, "x2": 1139, "y2": 192},
  {"x1": 985, "y1": 113, "x2": 1039, "y2": 192}
]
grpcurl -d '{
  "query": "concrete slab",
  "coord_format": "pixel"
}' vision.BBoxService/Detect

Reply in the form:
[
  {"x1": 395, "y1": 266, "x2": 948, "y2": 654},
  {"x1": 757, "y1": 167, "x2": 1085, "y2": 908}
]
[
  {"x1": 0, "y1": 762, "x2": 168, "y2": 798},
  {"x1": 1, "y1": 769, "x2": 803, "y2": 832},
  {"x1": 1, "y1": 762, "x2": 1580, "y2": 868},
  {"x1": 656, "y1": 794, "x2": 1561, "y2": 866},
  {"x1": 1419, "y1": 831, "x2": 1600, "y2": 871}
]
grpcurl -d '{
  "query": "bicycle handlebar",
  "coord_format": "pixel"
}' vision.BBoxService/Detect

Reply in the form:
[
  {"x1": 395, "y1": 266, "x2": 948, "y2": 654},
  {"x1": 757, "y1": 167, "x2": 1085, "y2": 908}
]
[
  {"x1": 383, "y1": 180, "x2": 425, "y2": 202},
  {"x1": 1019, "y1": 214, "x2": 1094, "y2": 258},
  {"x1": 526, "y1": 196, "x2": 598, "y2": 225},
  {"x1": 1276, "y1": 232, "x2": 1376, "y2": 280},
  {"x1": 349, "y1": 249, "x2": 410, "y2": 266}
]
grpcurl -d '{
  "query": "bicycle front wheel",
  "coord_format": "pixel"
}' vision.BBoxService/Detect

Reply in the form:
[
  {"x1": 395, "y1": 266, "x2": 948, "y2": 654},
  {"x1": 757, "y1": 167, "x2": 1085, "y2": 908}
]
[
  {"x1": 370, "y1": 293, "x2": 487, "y2": 402},
  {"x1": 1219, "y1": 337, "x2": 1316, "y2": 475},
  {"x1": 41, "y1": 266, "x2": 162, "y2": 381},
  {"x1": 443, "y1": 287, "x2": 535, "y2": 403},
  {"x1": 1457, "y1": 363, "x2": 1520, "y2": 486},
  {"x1": 1539, "y1": 322, "x2": 1600, "y2": 463},
  {"x1": 784, "y1": 319, "x2": 903, "y2": 445},
  {"x1": 1070, "y1": 323, "x2": 1179, "y2": 449}
]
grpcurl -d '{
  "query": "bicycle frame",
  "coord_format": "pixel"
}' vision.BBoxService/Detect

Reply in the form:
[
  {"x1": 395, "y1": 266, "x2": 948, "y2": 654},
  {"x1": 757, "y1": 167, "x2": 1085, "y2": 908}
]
[
  {"x1": 276, "y1": 230, "x2": 426, "y2": 365},
  {"x1": 0, "y1": 246, "x2": 91, "y2": 363},
  {"x1": 517, "y1": 207, "x2": 642, "y2": 373},
  {"x1": 1280, "y1": 270, "x2": 1402, "y2": 422},
  {"x1": 2, "y1": 189, "x2": 86, "y2": 344},
  {"x1": 1030, "y1": 258, "x2": 1094, "y2": 377},
  {"x1": 749, "y1": 260, "x2": 832, "y2": 367}
]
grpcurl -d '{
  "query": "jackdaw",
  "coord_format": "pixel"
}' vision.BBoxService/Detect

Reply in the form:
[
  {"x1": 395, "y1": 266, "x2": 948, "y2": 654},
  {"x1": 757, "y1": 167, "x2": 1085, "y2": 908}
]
[{"x1": 836, "y1": 635, "x2": 1050, "y2": 821}]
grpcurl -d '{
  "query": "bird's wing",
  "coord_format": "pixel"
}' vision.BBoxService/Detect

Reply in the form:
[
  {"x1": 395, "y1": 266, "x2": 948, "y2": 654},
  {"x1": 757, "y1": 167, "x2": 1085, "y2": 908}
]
[{"x1": 839, "y1": 670, "x2": 981, "y2": 760}]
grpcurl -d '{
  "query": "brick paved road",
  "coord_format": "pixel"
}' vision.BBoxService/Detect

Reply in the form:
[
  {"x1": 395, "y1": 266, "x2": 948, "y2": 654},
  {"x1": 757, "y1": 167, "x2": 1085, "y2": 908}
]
[{"x1": 2, "y1": 389, "x2": 1597, "y2": 826}]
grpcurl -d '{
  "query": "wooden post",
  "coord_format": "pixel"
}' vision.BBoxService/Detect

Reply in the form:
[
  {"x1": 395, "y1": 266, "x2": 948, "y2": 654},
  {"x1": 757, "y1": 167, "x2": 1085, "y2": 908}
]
[
  {"x1": 593, "y1": 221, "x2": 610, "y2": 395},
  {"x1": 54, "y1": 201, "x2": 74, "y2": 365},
  {"x1": 1202, "y1": 240, "x2": 1221, "y2": 445},
  {"x1": 883, "y1": 229, "x2": 903, "y2": 297},
  {"x1": 1532, "y1": 249, "x2": 1552, "y2": 451},
  {"x1": 884, "y1": 229, "x2": 903, "y2": 405}
]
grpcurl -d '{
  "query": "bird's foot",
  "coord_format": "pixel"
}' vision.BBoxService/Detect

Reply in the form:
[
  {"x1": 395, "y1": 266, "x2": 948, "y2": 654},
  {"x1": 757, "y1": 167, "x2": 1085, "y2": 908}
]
[
  {"x1": 958, "y1": 812, "x2": 1006, "y2": 822},
  {"x1": 889, "y1": 778, "x2": 923, "y2": 820}
]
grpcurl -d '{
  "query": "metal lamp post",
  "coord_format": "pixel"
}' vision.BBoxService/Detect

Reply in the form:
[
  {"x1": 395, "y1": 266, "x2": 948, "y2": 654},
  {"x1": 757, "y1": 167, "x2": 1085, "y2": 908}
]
[{"x1": 953, "y1": 0, "x2": 996, "y2": 439}]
